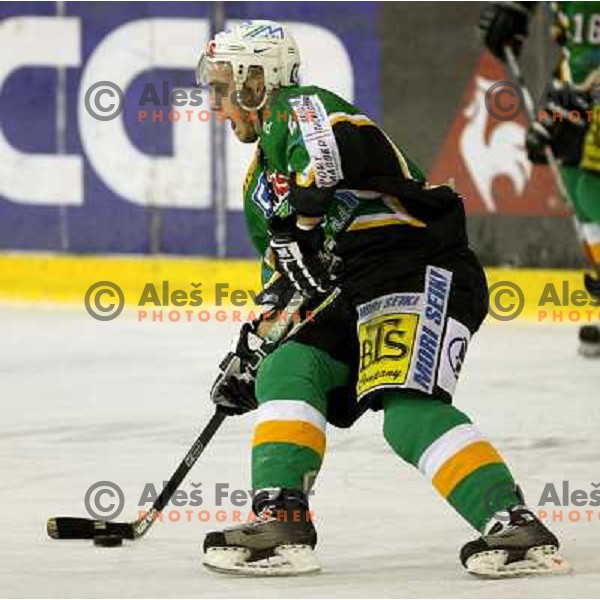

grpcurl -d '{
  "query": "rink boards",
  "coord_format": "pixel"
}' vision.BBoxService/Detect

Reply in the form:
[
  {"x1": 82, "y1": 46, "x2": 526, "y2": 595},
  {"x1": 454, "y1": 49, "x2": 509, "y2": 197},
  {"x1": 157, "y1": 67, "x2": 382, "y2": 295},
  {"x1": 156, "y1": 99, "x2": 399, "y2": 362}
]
[{"x1": 0, "y1": 253, "x2": 596, "y2": 323}]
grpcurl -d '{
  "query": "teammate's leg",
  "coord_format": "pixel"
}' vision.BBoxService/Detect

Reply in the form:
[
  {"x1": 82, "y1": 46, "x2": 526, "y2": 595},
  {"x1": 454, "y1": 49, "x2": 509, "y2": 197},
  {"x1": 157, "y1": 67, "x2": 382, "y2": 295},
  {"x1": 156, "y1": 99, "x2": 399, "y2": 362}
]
[{"x1": 562, "y1": 167, "x2": 600, "y2": 356}]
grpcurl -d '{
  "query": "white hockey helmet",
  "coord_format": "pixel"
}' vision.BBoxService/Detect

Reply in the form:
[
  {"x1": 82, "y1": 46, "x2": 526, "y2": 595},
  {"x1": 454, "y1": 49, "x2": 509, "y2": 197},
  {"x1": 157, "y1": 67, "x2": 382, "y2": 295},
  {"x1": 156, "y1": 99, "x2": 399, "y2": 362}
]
[{"x1": 196, "y1": 20, "x2": 300, "y2": 110}]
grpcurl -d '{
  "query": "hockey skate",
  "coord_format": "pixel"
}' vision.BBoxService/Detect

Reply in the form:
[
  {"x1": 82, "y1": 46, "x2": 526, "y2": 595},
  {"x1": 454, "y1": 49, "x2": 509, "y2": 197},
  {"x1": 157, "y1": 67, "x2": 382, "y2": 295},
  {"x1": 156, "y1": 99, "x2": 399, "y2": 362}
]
[
  {"x1": 578, "y1": 325, "x2": 600, "y2": 358},
  {"x1": 202, "y1": 489, "x2": 320, "y2": 576},
  {"x1": 461, "y1": 505, "x2": 570, "y2": 578}
]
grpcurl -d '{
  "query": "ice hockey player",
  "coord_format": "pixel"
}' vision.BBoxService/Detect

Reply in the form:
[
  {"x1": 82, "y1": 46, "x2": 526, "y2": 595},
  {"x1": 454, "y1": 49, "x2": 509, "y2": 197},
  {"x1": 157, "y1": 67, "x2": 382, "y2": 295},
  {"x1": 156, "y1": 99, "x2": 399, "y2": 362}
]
[
  {"x1": 480, "y1": 1, "x2": 600, "y2": 357},
  {"x1": 197, "y1": 20, "x2": 567, "y2": 577}
]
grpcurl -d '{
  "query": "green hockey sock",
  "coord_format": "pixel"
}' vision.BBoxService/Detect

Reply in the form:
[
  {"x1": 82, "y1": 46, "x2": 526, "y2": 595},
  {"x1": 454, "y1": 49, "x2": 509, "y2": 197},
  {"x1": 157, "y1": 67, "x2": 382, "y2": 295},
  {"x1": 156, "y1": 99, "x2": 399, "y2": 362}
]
[
  {"x1": 382, "y1": 393, "x2": 521, "y2": 532},
  {"x1": 251, "y1": 341, "x2": 349, "y2": 491}
]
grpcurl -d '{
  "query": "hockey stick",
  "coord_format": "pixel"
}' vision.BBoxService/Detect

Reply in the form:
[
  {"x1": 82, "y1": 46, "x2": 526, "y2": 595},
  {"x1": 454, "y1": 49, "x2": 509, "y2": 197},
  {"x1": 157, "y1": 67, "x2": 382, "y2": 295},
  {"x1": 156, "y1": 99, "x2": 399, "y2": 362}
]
[
  {"x1": 503, "y1": 45, "x2": 571, "y2": 204},
  {"x1": 47, "y1": 408, "x2": 227, "y2": 540},
  {"x1": 47, "y1": 286, "x2": 340, "y2": 542}
]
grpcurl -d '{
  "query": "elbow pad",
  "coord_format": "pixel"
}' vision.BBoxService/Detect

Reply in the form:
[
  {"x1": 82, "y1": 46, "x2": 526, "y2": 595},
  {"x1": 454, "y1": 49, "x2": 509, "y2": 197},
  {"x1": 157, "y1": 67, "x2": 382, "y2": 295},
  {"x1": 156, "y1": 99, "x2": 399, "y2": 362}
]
[{"x1": 288, "y1": 185, "x2": 335, "y2": 217}]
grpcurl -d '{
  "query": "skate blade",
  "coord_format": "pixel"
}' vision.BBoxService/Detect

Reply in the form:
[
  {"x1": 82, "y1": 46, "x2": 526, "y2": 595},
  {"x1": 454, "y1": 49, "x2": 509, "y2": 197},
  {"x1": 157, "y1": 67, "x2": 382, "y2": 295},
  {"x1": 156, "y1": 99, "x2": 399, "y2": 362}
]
[
  {"x1": 203, "y1": 544, "x2": 321, "y2": 577},
  {"x1": 466, "y1": 545, "x2": 573, "y2": 579}
]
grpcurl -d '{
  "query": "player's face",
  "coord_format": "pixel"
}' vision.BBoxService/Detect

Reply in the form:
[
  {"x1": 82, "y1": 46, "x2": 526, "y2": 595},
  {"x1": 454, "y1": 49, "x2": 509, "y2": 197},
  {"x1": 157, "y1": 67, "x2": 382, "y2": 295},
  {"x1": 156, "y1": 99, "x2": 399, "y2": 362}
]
[{"x1": 205, "y1": 63, "x2": 258, "y2": 143}]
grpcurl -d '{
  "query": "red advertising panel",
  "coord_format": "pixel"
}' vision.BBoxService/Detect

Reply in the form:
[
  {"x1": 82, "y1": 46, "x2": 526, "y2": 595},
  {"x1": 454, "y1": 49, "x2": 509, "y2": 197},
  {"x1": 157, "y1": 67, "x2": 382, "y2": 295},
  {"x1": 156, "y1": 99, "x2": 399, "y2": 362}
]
[{"x1": 430, "y1": 53, "x2": 566, "y2": 216}]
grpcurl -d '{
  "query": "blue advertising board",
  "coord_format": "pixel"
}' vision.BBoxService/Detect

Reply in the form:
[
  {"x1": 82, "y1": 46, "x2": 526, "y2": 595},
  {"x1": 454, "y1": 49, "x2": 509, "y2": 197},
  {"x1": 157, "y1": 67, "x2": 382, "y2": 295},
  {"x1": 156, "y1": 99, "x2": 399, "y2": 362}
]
[{"x1": 0, "y1": 2, "x2": 380, "y2": 256}]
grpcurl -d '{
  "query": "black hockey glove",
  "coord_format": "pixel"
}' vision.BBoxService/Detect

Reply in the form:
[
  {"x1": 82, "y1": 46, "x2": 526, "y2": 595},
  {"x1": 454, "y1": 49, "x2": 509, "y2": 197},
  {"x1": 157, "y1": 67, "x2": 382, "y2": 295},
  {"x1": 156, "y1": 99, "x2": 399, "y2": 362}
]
[
  {"x1": 479, "y1": 2, "x2": 532, "y2": 62},
  {"x1": 269, "y1": 216, "x2": 341, "y2": 300},
  {"x1": 525, "y1": 121, "x2": 553, "y2": 164},
  {"x1": 210, "y1": 321, "x2": 272, "y2": 416},
  {"x1": 254, "y1": 271, "x2": 297, "y2": 313},
  {"x1": 526, "y1": 82, "x2": 590, "y2": 166}
]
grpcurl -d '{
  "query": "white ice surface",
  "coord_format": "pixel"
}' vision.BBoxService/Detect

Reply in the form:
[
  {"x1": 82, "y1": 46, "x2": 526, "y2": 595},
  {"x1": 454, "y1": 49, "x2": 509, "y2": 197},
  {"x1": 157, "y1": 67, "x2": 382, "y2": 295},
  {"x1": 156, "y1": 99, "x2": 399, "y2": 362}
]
[{"x1": 1, "y1": 304, "x2": 599, "y2": 598}]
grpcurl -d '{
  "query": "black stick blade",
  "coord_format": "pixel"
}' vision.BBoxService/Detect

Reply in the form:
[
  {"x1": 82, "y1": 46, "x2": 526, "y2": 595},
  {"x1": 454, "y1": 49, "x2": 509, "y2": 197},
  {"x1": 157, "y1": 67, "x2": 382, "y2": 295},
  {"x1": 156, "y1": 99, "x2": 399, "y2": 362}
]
[{"x1": 47, "y1": 517, "x2": 134, "y2": 540}]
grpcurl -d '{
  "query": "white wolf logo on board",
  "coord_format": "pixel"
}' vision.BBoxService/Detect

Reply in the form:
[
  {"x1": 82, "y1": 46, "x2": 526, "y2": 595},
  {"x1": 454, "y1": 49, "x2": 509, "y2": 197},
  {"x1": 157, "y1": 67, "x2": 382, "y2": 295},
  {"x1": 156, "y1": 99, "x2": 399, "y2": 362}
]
[{"x1": 459, "y1": 76, "x2": 531, "y2": 212}]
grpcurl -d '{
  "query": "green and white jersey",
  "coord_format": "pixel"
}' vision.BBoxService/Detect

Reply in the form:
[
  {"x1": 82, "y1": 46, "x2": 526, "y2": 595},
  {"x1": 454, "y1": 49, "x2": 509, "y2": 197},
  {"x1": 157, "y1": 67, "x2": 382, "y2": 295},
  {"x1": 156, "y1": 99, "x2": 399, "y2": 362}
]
[
  {"x1": 557, "y1": 2, "x2": 600, "y2": 171},
  {"x1": 560, "y1": 1, "x2": 600, "y2": 84},
  {"x1": 241, "y1": 85, "x2": 465, "y2": 283}
]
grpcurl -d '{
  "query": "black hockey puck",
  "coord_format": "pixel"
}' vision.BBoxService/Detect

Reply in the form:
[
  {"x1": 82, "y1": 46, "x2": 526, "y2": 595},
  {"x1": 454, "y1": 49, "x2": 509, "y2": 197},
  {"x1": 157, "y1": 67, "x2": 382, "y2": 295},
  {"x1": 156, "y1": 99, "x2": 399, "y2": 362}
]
[{"x1": 93, "y1": 534, "x2": 123, "y2": 547}]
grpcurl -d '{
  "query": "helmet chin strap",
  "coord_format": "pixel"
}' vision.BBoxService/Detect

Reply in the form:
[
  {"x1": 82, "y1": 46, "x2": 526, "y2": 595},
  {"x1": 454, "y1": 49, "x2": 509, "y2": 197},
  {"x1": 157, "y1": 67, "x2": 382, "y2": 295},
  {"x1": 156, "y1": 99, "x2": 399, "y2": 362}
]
[
  {"x1": 251, "y1": 115, "x2": 262, "y2": 136},
  {"x1": 236, "y1": 86, "x2": 270, "y2": 113},
  {"x1": 238, "y1": 86, "x2": 277, "y2": 137}
]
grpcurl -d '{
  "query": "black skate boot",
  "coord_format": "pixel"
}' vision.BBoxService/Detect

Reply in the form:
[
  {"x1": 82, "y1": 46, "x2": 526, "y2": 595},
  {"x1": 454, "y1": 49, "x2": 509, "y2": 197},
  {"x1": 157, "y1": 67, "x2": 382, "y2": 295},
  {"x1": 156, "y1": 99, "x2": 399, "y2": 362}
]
[
  {"x1": 202, "y1": 488, "x2": 319, "y2": 576},
  {"x1": 460, "y1": 505, "x2": 569, "y2": 578},
  {"x1": 579, "y1": 324, "x2": 600, "y2": 358}
]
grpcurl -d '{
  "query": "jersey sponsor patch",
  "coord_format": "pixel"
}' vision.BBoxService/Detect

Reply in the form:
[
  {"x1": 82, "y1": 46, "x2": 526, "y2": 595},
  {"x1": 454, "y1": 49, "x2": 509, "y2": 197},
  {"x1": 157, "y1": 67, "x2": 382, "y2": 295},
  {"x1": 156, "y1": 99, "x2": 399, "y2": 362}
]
[
  {"x1": 252, "y1": 171, "x2": 275, "y2": 217},
  {"x1": 251, "y1": 170, "x2": 292, "y2": 218},
  {"x1": 437, "y1": 318, "x2": 471, "y2": 397},
  {"x1": 406, "y1": 266, "x2": 452, "y2": 394},
  {"x1": 355, "y1": 267, "x2": 455, "y2": 400},
  {"x1": 288, "y1": 94, "x2": 343, "y2": 188},
  {"x1": 357, "y1": 311, "x2": 420, "y2": 400},
  {"x1": 357, "y1": 292, "x2": 423, "y2": 321},
  {"x1": 323, "y1": 190, "x2": 360, "y2": 239},
  {"x1": 356, "y1": 293, "x2": 423, "y2": 399},
  {"x1": 267, "y1": 172, "x2": 290, "y2": 201}
]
